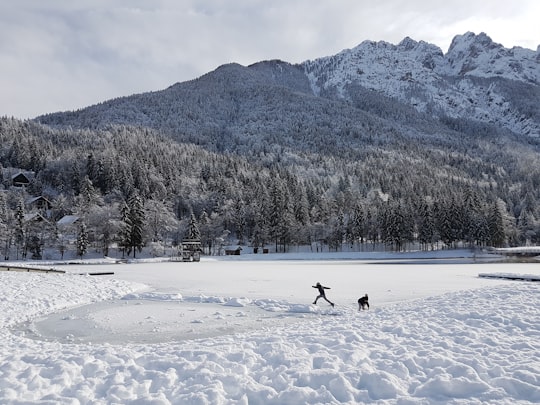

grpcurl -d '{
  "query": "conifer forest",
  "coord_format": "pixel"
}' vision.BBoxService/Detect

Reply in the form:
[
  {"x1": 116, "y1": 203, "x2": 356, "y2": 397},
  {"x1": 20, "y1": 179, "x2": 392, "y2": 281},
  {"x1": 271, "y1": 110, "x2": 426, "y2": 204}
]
[{"x1": 1, "y1": 37, "x2": 539, "y2": 258}]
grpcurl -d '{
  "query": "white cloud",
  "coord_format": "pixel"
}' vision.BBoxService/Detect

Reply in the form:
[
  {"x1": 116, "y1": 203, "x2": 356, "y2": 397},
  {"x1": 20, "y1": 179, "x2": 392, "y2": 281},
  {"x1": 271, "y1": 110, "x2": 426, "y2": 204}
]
[{"x1": 0, "y1": 0, "x2": 537, "y2": 118}]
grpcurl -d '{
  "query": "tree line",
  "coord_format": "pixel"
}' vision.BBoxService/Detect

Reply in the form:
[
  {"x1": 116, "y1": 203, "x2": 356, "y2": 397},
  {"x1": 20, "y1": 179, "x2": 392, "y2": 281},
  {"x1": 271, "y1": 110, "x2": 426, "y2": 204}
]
[{"x1": 0, "y1": 116, "x2": 537, "y2": 259}]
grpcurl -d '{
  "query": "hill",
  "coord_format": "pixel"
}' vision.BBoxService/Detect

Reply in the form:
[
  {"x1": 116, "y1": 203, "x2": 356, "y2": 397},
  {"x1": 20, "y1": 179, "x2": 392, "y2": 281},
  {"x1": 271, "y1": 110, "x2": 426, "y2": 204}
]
[{"x1": 37, "y1": 32, "x2": 539, "y2": 143}]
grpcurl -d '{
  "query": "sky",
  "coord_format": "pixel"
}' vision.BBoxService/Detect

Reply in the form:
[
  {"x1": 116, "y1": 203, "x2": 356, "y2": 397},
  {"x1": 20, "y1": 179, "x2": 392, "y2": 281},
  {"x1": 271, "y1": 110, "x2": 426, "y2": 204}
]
[{"x1": 1, "y1": 0, "x2": 538, "y2": 119}]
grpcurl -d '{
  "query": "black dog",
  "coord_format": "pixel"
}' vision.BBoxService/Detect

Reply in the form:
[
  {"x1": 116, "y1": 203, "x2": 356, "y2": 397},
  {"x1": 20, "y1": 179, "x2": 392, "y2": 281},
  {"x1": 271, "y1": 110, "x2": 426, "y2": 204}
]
[{"x1": 358, "y1": 294, "x2": 369, "y2": 310}]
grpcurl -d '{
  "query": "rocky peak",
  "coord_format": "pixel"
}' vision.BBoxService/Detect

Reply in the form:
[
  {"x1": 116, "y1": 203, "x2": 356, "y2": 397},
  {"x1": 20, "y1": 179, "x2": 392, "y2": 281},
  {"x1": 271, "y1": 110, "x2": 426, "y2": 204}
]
[
  {"x1": 302, "y1": 32, "x2": 539, "y2": 137},
  {"x1": 442, "y1": 32, "x2": 538, "y2": 83},
  {"x1": 397, "y1": 36, "x2": 418, "y2": 51},
  {"x1": 447, "y1": 32, "x2": 496, "y2": 52}
]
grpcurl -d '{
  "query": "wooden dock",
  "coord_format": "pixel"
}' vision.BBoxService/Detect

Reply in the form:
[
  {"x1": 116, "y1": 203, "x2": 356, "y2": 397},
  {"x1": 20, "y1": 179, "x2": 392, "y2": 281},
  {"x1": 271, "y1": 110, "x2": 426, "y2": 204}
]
[
  {"x1": 0, "y1": 265, "x2": 113, "y2": 276},
  {"x1": 0, "y1": 265, "x2": 65, "y2": 274}
]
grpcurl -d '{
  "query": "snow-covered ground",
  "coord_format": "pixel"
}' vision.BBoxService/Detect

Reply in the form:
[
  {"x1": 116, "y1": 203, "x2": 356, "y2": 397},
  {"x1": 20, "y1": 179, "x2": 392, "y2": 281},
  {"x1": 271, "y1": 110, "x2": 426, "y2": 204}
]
[{"x1": 1, "y1": 250, "x2": 539, "y2": 404}]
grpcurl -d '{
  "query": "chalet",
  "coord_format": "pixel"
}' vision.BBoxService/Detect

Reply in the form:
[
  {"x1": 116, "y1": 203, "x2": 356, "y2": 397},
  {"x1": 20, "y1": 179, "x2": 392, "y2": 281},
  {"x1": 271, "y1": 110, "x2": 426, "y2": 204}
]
[
  {"x1": 12, "y1": 172, "x2": 31, "y2": 187},
  {"x1": 56, "y1": 215, "x2": 81, "y2": 243},
  {"x1": 26, "y1": 196, "x2": 53, "y2": 211},
  {"x1": 2, "y1": 168, "x2": 35, "y2": 188},
  {"x1": 225, "y1": 246, "x2": 242, "y2": 255},
  {"x1": 23, "y1": 212, "x2": 48, "y2": 224}
]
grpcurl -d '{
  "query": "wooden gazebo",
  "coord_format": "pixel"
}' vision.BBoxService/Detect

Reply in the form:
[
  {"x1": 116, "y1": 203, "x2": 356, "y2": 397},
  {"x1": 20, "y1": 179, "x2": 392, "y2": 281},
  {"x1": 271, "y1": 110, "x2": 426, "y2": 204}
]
[{"x1": 181, "y1": 239, "x2": 202, "y2": 262}]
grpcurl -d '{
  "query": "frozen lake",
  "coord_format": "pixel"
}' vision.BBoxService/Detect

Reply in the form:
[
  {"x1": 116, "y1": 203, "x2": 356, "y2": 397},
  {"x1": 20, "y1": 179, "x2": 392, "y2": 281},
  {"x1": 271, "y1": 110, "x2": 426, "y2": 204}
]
[
  {"x1": 24, "y1": 256, "x2": 529, "y2": 344},
  {"x1": 2, "y1": 252, "x2": 539, "y2": 404}
]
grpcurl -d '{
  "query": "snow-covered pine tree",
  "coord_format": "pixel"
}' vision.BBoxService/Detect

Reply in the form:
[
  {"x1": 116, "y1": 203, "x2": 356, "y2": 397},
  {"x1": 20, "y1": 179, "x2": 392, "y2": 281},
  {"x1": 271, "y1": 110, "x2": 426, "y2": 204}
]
[
  {"x1": 185, "y1": 212, "x2": 201, "y2": 241},
  {"x1": 198, "y1": 210, "x2": 212, "y2": 254},
  {"x1": 76, "y1": 222, "x2": 88, "y2": 258},
  {"x1": 0, "y1": 193, "x2": 9, "y2": 260},
  {"x1": 14, "y1": 200, "x2": 25, "y2": 260},
  {"x1": 78, "y1": 175, "x2": 101, "y2": 214},
  {"x1": 232, "y1": 198, "x2": 246, "y2": 244},
  {"x1": 268, "y1": 181, "x2": 284, "y2": 252},
  {"x1": 126, "y1": 193, "x2": 145, "y2": 258},
  {"x1": 350, "y1": 203, "x2": 366, "y2": 248},
  {"x1": 417, "y1": 201, "x2": 436, "y2": 250},
  {"x1": 488, "y1": 202, "x2": 506, "y2": 247},
  {"x1": 119, "y1": 200, "x2": 131, "y2": 258}
]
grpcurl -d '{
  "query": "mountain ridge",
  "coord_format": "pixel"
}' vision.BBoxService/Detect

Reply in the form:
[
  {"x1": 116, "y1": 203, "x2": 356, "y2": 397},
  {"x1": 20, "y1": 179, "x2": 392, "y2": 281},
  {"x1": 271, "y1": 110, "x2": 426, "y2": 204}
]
[
  {"x1": 304, "y1": 32, "x2": 539, "y2": 137},
  {"x1": 36, "y1": 32, "x2": 539, "y2": 141}
]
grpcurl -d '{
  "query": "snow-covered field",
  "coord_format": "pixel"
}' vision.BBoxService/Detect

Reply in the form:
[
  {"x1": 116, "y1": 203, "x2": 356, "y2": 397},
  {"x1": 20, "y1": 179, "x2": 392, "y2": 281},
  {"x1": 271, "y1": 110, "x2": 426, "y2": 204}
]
[{"x1": 1, "y1": 251, "x2": 539, "y2": 404}]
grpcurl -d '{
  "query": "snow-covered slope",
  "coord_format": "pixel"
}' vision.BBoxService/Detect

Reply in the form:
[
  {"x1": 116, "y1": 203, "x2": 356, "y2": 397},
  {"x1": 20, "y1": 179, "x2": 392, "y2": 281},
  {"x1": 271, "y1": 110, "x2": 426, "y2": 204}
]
[
  {"x1": 37, "y1": 32, "x2": 539, "y2": 141},
  {"x1": 303, "y1": 32, "x2": 539, "y2": 136},
  {"x1": 442, "y1": 32, "x2": 539, "y2": 82}
]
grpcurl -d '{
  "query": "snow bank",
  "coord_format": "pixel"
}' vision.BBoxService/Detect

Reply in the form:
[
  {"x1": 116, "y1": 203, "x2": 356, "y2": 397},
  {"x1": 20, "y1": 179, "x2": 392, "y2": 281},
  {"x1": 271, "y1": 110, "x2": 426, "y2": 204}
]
[
  {"x1": 0, "y1": 265, "x2": 539, "y2": 404},
  {"x1": 479, "y1": 272, "x2": 540, "y2": 281}
]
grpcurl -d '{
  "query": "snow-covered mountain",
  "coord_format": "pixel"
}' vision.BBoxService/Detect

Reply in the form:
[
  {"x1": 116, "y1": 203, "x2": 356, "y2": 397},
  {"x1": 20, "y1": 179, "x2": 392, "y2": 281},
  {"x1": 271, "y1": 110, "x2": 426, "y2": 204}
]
[
  {"x1": 303, "y1": 32, "x2": 539, "y2": 137},
  {"x1": 12, "y1": 32, "x2": 540, "y2": 248},
  {"x1": 37, "y1": 32, "x2": 539, "y2": 143}
]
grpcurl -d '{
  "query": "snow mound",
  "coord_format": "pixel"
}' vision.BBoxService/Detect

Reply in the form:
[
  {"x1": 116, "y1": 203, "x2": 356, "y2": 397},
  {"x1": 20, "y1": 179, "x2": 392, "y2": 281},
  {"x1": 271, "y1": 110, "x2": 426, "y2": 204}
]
[
  {"x1": 123, "y1": 291, "x2": 183, "y2": 301},
  {"x1": 479, "y1": 272, "x2": 540, "y2": 281}
]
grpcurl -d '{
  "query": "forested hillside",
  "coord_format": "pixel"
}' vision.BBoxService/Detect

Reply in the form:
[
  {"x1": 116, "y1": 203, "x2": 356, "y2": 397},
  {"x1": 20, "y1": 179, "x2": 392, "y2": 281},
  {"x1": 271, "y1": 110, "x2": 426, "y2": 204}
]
[{"x1": 2, "y1": 33, "x2": 539, "y2": 258}]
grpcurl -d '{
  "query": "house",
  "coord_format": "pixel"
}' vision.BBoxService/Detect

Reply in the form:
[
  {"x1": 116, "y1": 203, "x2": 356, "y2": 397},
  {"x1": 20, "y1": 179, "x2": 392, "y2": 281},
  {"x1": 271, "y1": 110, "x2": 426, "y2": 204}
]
[
  {"x1": 1, "y1": 168, "x2": 35, "y2": 188},
  {"x1": 23, "y1": 212, "x2": 48, "y2": 224},
  {"x1": 12, "y1": 172, "x2": 31, "y2": 187},
  {"x1": 26, "y1": 196, "x2": 52, "y2": 211},
  {"x1": 225, "y1": 246, "x2": 242, "y2": 255},
  {"x1": 56, "y1": 215, "x2": 81, "y2": 243}
]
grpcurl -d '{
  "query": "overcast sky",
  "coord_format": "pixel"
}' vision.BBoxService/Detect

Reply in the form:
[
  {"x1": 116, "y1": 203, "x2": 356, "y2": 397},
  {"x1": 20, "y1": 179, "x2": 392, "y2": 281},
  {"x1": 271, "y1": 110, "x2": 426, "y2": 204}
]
[{"x1": 1, "y1": 0, "x2": 538, "y2": 119}]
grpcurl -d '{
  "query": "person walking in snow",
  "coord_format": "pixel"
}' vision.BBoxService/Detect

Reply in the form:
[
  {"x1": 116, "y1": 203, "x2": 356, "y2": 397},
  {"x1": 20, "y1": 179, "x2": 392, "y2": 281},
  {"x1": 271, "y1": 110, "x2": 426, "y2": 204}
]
[{"x1": 312, "y1": 282, "x2": 334, "y2": 307}]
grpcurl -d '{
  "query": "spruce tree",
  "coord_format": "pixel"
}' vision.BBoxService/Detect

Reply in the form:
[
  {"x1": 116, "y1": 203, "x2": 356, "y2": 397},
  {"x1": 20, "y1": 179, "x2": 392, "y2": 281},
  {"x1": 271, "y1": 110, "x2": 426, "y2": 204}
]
[
  {"x1": 185, "y1": 212, "x2": 201, "y2": 241},
  {"x1": 119, "y1": 201, "x2": 131, "y2": 258},
  {"x1": 76, "y1": 222, "x2": 88, "y2": 258},
  {"x1": 198, "y1": 210, "x2": 211, "y2": 254},
  {"x1": 126, "y1": 193, "x2": 145, "y2": 258},
  {"x1": 14, "y1": 200, "x2": 25, "y2": 260},
  {"x1": 351, "y1": 204, "x2": 366, "y2": 246},
  {"x1": 232, "y1": 198, "x2": 246, "y2": 244},
  {"x1": 0, "y1": 193, "x2": 9, "y2": 259},
  {"x1": 329, "y1": 210, "x2": 345, "y2": 251},
  {"x1": 268, "y1": 181, "x2": 284, "y2": 252},
  {"x1": 417, "y1": 202, "x2": 436, "y2": 250},
  {"x1": 488, "y1": 203, "x2": 506, "y2": 247}
]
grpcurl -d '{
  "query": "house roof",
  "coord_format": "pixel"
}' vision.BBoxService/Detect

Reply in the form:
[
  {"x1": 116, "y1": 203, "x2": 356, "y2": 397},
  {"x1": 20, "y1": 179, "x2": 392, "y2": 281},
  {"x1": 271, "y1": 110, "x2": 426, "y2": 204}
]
[
  {"x1": 57, "y1": 215, "x2": 80, "y2": 226},
  {"x1": 2, "y1": 167, "x2": 33, "y2": 175},
  {"x1": 26, "y1": 196, "x2": 52, "y2": 205},
  {"x1": 2, "y1": 168, "x2": 35, "y2": 182},
  {"x1": 23, "y1": 213, "x2": 48, "y2": 223},
  {"x1": 12, "y1": 172, "x2": 31, "y2": 182},
  {"x1": 5, "y1": 170, "x2": 35, "y2": 187}
]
